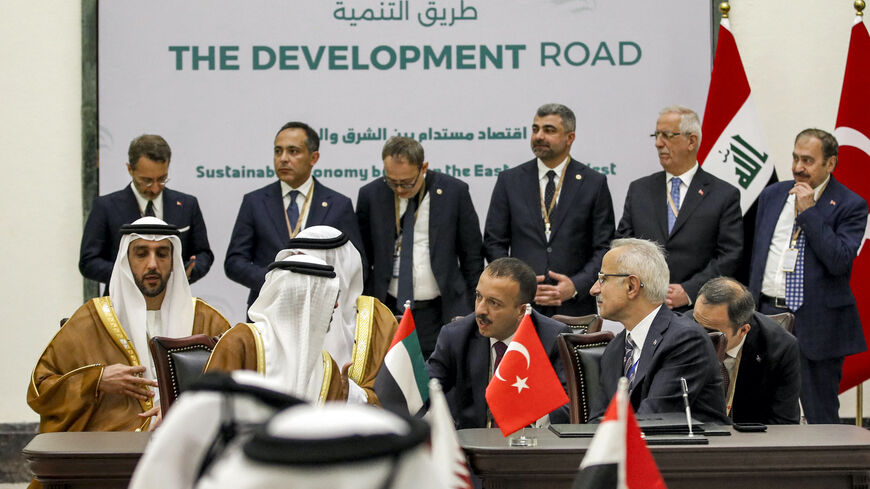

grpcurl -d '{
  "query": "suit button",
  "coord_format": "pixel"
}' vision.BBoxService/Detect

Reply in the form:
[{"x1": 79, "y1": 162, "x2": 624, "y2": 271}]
[{"x1": 547, "y1": 247, "x2": 552, "y2": 253}]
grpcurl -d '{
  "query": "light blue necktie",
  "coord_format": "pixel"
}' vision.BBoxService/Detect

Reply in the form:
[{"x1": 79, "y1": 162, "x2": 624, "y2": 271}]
[
  {"x1": 785, "y1": 222, "x2": 805, "y2": 310},
  {"x1": 667, "y1": 177, "x2": 682, "y2": 233}
]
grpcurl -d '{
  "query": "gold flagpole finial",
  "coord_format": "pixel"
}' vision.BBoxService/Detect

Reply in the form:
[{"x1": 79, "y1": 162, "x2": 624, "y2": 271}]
[
  {"x1": 720, "y1": 2, "x2": 731, "y2": 18},
  {"x1": 856, "y1": 0, "x2": 865, "y2": 16}
]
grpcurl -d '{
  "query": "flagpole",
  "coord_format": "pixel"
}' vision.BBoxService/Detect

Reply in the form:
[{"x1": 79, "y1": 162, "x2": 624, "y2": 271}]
[{"x1": 851, "y1": 0, "x2": 865, "y2": 430}]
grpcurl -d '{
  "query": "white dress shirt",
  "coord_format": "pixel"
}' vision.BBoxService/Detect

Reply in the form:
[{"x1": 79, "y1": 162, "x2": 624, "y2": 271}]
[
  {"x1": 280, "y1": 175, "x2": 314, "y2": 231},
  {"x1": 388, "y1": 178, "x2": 440, "y2": 301},
  {"x1": 537, "y1": 156, "x2": 569, "y2": 212},
  {"x1": 130, "y1": 183, "x2": 163, "y2": 219},
  {"x1": 665, "y1": 163, "x2": 699, "y2": 212},
  {"x1": 625, "y1": 305, "x2": 662, "y2": 367}
]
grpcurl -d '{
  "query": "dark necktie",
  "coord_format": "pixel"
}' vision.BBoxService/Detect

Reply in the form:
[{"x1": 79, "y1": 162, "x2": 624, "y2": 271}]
[
  {"x1": 623, "y1": 334, "x2": 639, "y2": 386},
  {"x1": 144, "y1": 200, "x2": 155, "y2": 217},
  {"x1": 667, "y1": 177, "x2": 681, "y2": 233},
  {"x1": 286, "y1": 190, "x2": 300, "y2": 230},
  {"x1": 785, "y1": 222, "x2": 805, "y2": 310},
  {"x1": 493, "y1": 341, "x2": 508, "y2": 374},
  {"x1": 396, "y1": 194, "x2": 419, "y2": 309},
  {"x1": 544, "y1": 170, "x2": 556, "y2": 210}
]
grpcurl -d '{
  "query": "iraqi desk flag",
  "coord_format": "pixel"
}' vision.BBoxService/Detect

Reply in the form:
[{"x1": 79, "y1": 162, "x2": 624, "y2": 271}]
[
  {"x1": 697, "y1": 11, "x2": 773, "y2": 214},
  {"x1": 572, "y1": 378, "x2": 667, "y2": 489},
  {"x1": 485, "y1": 308, "x2": 568, "y2": 436},
  {"x1": 834, "y1": 10, "x2": 870, "y2": 393},
  {"x1": 374, "y1": 306, "x2": 429, "y2": 414},
  {"x1": 427, "y1": 378, "x2": 473, "y2": 489}
]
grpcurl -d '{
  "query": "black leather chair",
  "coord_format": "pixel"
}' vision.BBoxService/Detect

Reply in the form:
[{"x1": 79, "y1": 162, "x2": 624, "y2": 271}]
[
  {"x1": 552, "y1": 314, "x2": 603, "y2": 334},
  {"x1": 766, "y1": 311, "x2": 795, "y2": 334},
  {"x1": 556, "y1": 331, "x2": 615, "y2": 423},
  {"x1": 148, "y1": 334, "x2": 218, "y2": 414}
]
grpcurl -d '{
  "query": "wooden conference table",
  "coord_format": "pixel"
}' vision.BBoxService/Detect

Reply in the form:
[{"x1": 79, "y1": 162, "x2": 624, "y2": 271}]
[
  {"x1": 458, "y1": 424, "x2": 870, "y2": 489},
  {"x1": 22, "y1": 425, "x2": 870, "y2": 488}
]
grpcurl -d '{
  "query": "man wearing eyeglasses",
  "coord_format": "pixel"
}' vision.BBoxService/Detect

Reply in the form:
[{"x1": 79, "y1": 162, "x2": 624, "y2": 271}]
[
  {"x1": 484, "y1": 103, "x2": 615, "y2": 317},
  {"x1": 616, "y1": 105, "x2": 743, "y2": 312},
  {"x1": 356, "y1": 136, "x2": 484, "y2": 359},
  {"x1": 79, "y1": 134, "x2": 214, "y2": 291},
  {"x1": 225, "y1": 121, "x2": 364, "y2": 310}
]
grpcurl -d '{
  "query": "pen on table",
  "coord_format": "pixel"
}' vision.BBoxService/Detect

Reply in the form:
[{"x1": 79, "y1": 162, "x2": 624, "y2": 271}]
[{"x1": 681, "y1": 377, "x2": 693, "y2": 437}]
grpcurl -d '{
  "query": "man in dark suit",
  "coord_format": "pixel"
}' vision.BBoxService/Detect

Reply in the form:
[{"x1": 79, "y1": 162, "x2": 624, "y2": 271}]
[
  {"x1": 589, "y1": 238, "x2": 729, "y2": 424},
  {"x1": 225, "y1": 121, "x2": 363, "y2": 308},
  {"x1": 484, "y1": 103, "x2": 615, "y2": 316},
  {"x1": 427, "y1": 257, "x2": 571, "y2": 429},
  {"x1": 694, "y1": 277, "x2": 800, "y2": 424},
  {"x1": 357, "y1": 137, "x2": 484, "y2": 358},
  {"x1": 617, "y1": 106, "x2": 743, "y2": 311},
  {"x1": 749, "y1": 128, "x2": 868, "y2": 424},
  {"x1": 79, "y1": 134, "x2": 213, "y2": 290}
]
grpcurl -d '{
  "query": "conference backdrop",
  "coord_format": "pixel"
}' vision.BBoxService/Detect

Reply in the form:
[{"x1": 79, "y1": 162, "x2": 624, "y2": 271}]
[{"x1": 99, "y1": 0, "x2": 712, "y2": 322}]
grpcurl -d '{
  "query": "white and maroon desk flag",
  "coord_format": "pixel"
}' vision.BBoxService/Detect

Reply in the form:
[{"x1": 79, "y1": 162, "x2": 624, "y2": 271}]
[
  {"x1": 427, "y1": 378, "x2": 472, "y2": 489},
  {"x1": 485, "y1": 309, "x2": 568, "y2": 436},
  {"x1": 374, "y1": 306, "x2": 430, "y2": 414},
  {"x1": 834, "y1": 11, "x2": 870, "y2": 393},
  {"x1": 698, "y1": 15, "x2": 772, "y2": 215},
  {"x1": 572, "y1": 378, "x2": 667, "y2": 489}
]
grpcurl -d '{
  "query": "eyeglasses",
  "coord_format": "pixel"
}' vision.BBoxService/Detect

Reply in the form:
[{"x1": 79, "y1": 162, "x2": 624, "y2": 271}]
[
  {"x1": 597, "y1": 272, "x2": 631, "y2": 285},
  {"x1": 650, "y1": 131, "x2": 682, "y2": 140},
  {"x1": 383, "y1": 171, "x2": 421, "y2": 190},
  {"x1": 133, "y1": 176, "x2": 170, "y2": 188}
]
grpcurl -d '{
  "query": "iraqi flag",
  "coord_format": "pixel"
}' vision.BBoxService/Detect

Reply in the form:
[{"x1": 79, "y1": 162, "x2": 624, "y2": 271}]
[
  {"x1": 572, "y1": 378, "x2": 667, "y2": 489},
  {"x1": 374, "y1": 307, "x2": 429, "y2": 414},
  {"x1": 485, "y1": 309, "x2": 569, "y2": 436},
  {"x1": 698, "y1": 15, "x2": 773, "y2": 215},
  {"x1": 834, "y1": 13, "x2": 870, "y2": 393},
  {"x1": 427, "y1": 378, "x2": 472, "y2": 489}
]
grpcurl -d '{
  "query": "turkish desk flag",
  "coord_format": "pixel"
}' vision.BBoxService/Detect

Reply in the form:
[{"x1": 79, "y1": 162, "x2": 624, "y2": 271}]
[
  {"x1": 572, "y1": 378, "x2": 667, "y2": 489},
  {"x1": 485, "y1": 312, "x2": 569, "y2": 436},
  {"x1": 834, "y1": 14, "x2": 870, "y2": 393},
  {"x1": 698, "y1": 16, "x2": 772, "y2": 215}
]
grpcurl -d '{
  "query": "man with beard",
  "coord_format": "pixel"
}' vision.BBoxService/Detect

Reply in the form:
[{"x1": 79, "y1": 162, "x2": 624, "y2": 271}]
[
  {"x1": 28, "y1": 217, "x2": 231, "y2": 433},
  {"x1": 427, "y1": 257, "x2": 571, "y2": 429},
  {"x1": 484, "y1": 104, "x2": 615, "y2": 316}
]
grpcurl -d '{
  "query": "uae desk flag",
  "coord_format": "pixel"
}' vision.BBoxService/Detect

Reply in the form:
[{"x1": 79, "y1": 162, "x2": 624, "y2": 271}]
[
  {"x1": 697, "y1": 6, "x2": 773, "y2": 214},
  {"x1": 485, "y1": 307, "x2": 569, "y2": 436},
  {"x1": 834, "y1": 7, "x2": 870, "y2": 393},
  {"x1": 427, "y1": 378, "x2": 473, "y2": 489},
  {"x1": 572, "y1": 378, "x2": 667, "y2": 489},
  {"x1": 374, "y1": 305, "x2": 429, "y2": 415}
]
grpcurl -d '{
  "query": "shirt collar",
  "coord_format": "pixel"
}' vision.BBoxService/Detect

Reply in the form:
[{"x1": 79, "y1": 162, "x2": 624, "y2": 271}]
[
  {"x1": 280, "y1": 174, "x2": 313, "y2": 198},
  {"x1": 627, "y1": 304, "x2": 662, "y2": 351},
  {"x1": 665, "y1": 162, "x2": 699, "y2": 188},
  {"x1": 726, "y1": 335, "x2": 747, "y2": 359},
  {"x1": 129, "y1": 182, "x2": 162, "y2": 214},
  {"x1": 785, "y1": 175, "x2": 831, "y2": 204},
  {"x1": 537, "y1": 156, "x2": 570, "y2": 181},
  {"x1": 491, "y1": 331, "x2": 517, "y2": 348}
]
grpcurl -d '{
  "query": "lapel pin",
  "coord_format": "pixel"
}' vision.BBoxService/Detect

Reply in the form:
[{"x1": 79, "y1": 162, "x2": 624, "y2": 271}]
[
  {"x1": 321, "y1": 201, "x2": 328, "y2": 207},
  {"x1": 436, "y1": 188, "x2": 443, "y2": 195},
  {"x1": 756, "y1": 354, "x2": 761, "y2": 363},
  {"x1": 653, "y1": 339, "x2": 657, "y2": 346},
  {"x1": 830, "y1": 200, "x2": 836, "y2": 206},
  {"x1": 176, "y1": 201, "x2": 182, "y2": 206},
  {"x1": 575, "y1": 174, "x2": 582, "y2": 180},
  {"x1": 698, "y1": 189, "x2": 704, "y2": 196}
]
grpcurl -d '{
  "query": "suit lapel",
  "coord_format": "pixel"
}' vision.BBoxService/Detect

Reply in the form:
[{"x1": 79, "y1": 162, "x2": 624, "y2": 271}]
[
  {"x1": 812, "y1": 176, "x2": 844, "y2": 225},
  {"x1": 425, "y1": 172, "x2": 442, "y2": 251},
  {"x1": 265, "y1": 181, "x2": 289, "y2": 241},
  {"x1": 470, "y1": 331, "x2": 492, "y2": 424},
  {"x1": 121, "y1": 186, "x2": 143, "y2": 223},
  {"x1": 758, "y1": 184, "x2": 791, "y2": 255},
  {"x1": 306, "y1": 179, "x2": 331, "y2": 225},
  {"x1": 649, "y1": 173, "x2": 670, "y2": 240},
  {"x1": 547, "y1": 160, "x2": 583, "y2": 242},
  {"x1": 520, "y1": 161, "x2": 547, "y2": 240},
  {"x1": 631, "y1": 307, "x2": 669, "y2": 390},
  {"x1": 670, "y1": 168, "x2": 709, "y2": 237},
  {"x1": 161, "y1": 189, "x2": 180, "y2": 224}
]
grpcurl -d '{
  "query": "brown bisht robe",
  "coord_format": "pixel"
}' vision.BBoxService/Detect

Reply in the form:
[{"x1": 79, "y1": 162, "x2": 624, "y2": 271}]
[{"x1": 27, "y1": 297, "x2": 230, "y2": 433}]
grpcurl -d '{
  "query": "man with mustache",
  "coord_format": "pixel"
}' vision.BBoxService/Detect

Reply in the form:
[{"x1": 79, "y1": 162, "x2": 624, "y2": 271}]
[
  {"x1": 484, "y1": 104, "x2": 615, "y2": 316},
  {"x1": 749, "y1": 128, "x2": 868, "y2": 424},
  {"x1": 225, "y1": 121, "x2": 364, "y2": 311},
  {"x1": 616, "y1": 105, "x2": 743, "y2": 312},
  {"x1": 427, "y1": 257, "x2": 571, "y2": 429},
  {"x1": 28, "y1": 217, "x2": 231, "y2": 433}
]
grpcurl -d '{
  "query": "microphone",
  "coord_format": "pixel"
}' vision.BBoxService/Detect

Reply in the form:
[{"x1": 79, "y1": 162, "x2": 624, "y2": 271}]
[{"x1": 681, "y1": 377, "x2": 694, "y2": 437}]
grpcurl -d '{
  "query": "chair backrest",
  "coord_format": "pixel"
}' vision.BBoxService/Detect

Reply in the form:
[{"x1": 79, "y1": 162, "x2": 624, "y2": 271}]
[
  {"x1": 552, "y1": 314, "x2": 603, "y2": 334},
  {"x1": 556, "y1": 331, "x2": 615, "y2": 423},
  {"x1": 705, "y1": 330, "x2": 730, "y2": 396},
  {"x1": 148, "y1": 334, "x2": 218, "y2": 414},
  {"x1": 766, "y1": 312, "x2": 795, "y2": 334}
]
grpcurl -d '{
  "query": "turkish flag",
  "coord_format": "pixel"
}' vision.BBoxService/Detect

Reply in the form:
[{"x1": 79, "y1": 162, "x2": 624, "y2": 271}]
[
  {"x1": 834, "y1": 15, "x2": 870, "y2": 393},
  {"x1": 485, "y1": 312, "x2": 569, "y2": 436}
]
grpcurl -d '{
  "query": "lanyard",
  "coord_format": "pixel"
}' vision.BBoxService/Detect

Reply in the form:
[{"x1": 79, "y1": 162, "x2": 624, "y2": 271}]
[
  {"x1": 725, "y1": 347, "x2": 743, "y2": 416},
  {"x1": 539, "y1": 163, "x2": 569, "y2": 240},
  {"x1": 283, "y1": 183, "x2": 315, "y2": 239},
  {"x1": 666, "y1": 181, "x2": 680, "y2": 218}
]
